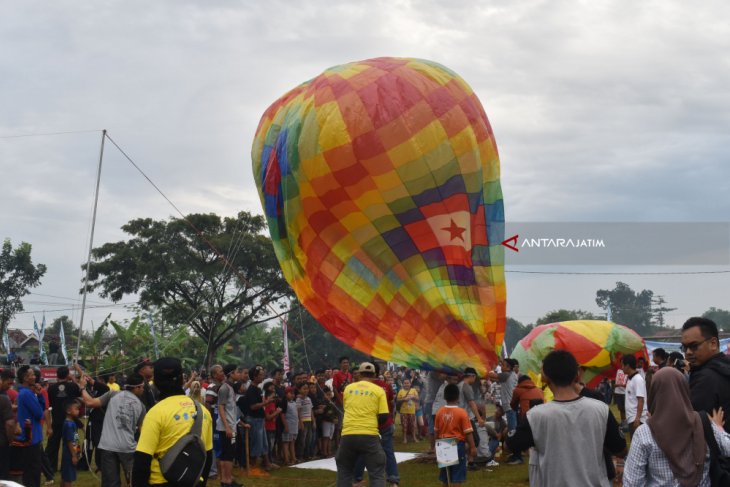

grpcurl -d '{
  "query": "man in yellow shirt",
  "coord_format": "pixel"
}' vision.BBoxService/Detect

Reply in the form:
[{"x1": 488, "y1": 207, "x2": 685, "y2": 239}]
[
  {"x1": 336, "y1": 362, "x2": 389, "y2": 487},
  {"x1": 107, "y1": 374, "x2": 120, "y2": 392},
  {"x1": 133, "y1": 358, "x2": 214, "y2": 487}
]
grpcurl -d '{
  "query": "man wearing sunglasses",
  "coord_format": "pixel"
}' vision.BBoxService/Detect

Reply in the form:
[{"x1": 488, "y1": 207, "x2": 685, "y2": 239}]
[{"x1": 681, "y1": 317, "x2": 730, "y2": 433}]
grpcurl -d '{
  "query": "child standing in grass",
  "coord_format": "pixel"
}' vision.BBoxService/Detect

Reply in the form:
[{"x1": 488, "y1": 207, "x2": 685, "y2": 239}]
[
  {"x1": 282, "y1": 387, "x2": 299, "y2": 465},
  {"x1": 434, "y1": 384, "x2": 475, "y2": 487},
  {"x1": 319, "y1": 386, "x2": 338, "y2": 458},
  {"x1": 264, "y1": 389, "x2": 283, "y2": 462},
  {"x1": 295, "y1": 383, "x2": 314, "y2": 461},
  {"x1": 61, "y1": 399, "x2": 81, "y2": 487}
]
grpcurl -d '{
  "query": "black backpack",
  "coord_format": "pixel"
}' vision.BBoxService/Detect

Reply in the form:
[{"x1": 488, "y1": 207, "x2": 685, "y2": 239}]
[
  {"x1": 700, "y1": 411, "x2": 730, "y2": 487},
  {"x1": 157, "y1": 401, "x2": 207, "y2": 487}
]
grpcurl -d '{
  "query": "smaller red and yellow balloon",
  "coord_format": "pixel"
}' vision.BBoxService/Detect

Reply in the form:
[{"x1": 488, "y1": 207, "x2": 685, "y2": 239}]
[
  {"x1": 252, "y1": 57, "x2": 506, "y2": 374},
  {"x1": 511, "y1": 320, "x2": 649, "y2": 387}
]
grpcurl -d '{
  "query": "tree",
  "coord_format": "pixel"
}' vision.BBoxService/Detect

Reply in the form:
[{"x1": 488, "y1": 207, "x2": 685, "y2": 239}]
[
  {"x1": 504, "y1": 317, "x2": 533, "y2": 353},
  {"x1": 702, "y1": 307, "x2": 730, "y2": 332},
  {"x1": 287, "y1": 306, "x2": 370, "y2": 371},
  {"x1": 651, "y1": 295, "x2": 677, "y2": 328},
  {"x1": 227, "y1": 324, "x2": 288, "y2": 370},
  {"x1": 48, "y1": 315, "x2": 77, "y2": 339},
  {"x1": 535, "y1": 309, "x2": 600, "y2": 326},
  {"x1": 86, "y1": 212, "x2": 292, "y2": 367},
  {"x1": 596, "y1": 282, "x2": 654, "y2": 335},
  {"x1": 0, "y1": 238, "x2": 47, "y2": 347}
]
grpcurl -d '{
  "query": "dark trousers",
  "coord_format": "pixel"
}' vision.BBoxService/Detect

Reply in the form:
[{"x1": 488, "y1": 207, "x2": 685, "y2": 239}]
[
  {"x1": 0, "y1": 445, "x2": 9, "y2": 480},
  {"x1": 40, "y1": 448, "x2": 54, "y2": 480},
  {"x1": 100, "y1": 449, "x2": 134, "y2": 487},
  {"x1": 353, "y1": 425, "x2": 399, "y2": 484},
  {"x1": 22, "y1": 443, "x2": 42, "y2": 487},
  {"x1": 45, "y1": 421, "x2": 64, "y2": 472},
  {"x1": 335, "y1": 435, "x2": 385, "y2": 487}
]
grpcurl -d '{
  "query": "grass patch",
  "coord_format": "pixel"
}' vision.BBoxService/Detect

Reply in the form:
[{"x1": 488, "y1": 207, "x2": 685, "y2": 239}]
[{"x1": 61, "y1": 417, "x2": 530, "y2": 487}]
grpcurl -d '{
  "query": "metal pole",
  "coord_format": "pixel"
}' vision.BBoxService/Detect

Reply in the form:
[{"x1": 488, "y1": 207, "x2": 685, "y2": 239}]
[{"x1": 76, "y1": 129, "x2": 106, "y2": 364}]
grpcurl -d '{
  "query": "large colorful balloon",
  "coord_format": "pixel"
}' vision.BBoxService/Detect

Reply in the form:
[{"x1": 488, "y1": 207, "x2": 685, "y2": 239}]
[
  {"x1": 252, "y1": 57, "x2": 505, "y2": 374},
  {"x1": 511, "y1": 320, "x2": 648, "y2": 387}
]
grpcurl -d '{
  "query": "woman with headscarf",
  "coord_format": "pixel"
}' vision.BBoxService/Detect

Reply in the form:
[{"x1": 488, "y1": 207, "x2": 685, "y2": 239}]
[
  {"x1": 623, "y1": 367, "x2": 730, "y2": 486},
  {"x1": 187, "y1": 380, "x2": 205, "y2": 404}
]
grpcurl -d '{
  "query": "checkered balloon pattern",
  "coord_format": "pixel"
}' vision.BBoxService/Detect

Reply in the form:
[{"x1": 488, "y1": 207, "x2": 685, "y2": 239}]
[
  {"x1": 252, "y1": 57, "x2": 505, "y2": 374},
  {"x1": 511, "y1": 321, "x2": 648, "y2": 387}
]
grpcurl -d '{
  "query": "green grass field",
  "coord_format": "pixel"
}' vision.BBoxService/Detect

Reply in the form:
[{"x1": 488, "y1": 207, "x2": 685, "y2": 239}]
[
  {"x1": 40, "y1": 404, "x2": 629, "y2": 486},
  {"x1": 65, "y1": 420, "x2": 531, "y2": 487}
]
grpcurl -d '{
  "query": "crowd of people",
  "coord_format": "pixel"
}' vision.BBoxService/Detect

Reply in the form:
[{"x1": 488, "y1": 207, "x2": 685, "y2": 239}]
[{"x1": 0, "y1": 316, "x2": 729, "y2": 487}]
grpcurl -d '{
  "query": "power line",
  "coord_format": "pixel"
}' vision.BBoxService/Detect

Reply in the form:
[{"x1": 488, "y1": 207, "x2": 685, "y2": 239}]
[
  {"x1": 0, "y1": 129, "x2": 102, "y2": 139},
  {"x1": 16, "y1": 302, "x2": 137, "y2": 315},
  {"x1": 506, "y1": 269, "x2": 730, "y2": 276}
]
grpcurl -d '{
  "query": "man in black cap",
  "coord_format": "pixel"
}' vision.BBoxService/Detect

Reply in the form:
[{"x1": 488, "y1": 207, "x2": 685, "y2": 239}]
[
  {"x1": 79, "y1": 373, "x2": 146, "y2": 487},
  {"x1": 133, "y1": 358, "x2": 214, "y2": 487},
  {"x1": 45, "y1": 365, "x2": 81, "y2": 473}
]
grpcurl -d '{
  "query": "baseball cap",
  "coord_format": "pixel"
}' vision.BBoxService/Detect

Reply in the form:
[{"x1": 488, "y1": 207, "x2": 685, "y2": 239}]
[
  {"x1": 154, "y1": 357, "x2": 183, "y2": 383},
  {"x1": 464, "y1": 367, "x2": 477, "y2": 376},
  {"x1": 358, "y1": 362, "x2": 376, "y2": 374}
]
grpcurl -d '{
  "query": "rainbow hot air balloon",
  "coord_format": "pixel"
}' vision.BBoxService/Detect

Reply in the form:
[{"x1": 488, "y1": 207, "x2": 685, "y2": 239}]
[
  {"x1": 510, "y1": 320, "x2": 648, "y2": 387},
  {"x1": 252, "y1": 57, "x2": 505, "y2": 374}
]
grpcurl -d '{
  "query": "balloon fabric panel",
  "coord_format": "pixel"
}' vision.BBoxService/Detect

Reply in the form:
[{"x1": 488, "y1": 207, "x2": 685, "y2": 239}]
[
  {"x1": 511, "y1": 321, "x2": 647, "y2": 388},
  {"x1": 252, "y1": 57, "x2": 506, "y2": 374}
]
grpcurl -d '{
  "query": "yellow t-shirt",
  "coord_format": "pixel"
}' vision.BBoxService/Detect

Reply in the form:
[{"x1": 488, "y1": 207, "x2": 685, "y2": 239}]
[
  {"x1": 108, "y1": 383, "x2": 120, "y2": 391},
  {"x1": 342, "y1": 380, "x2": 389, "y2": 436},
  {"x1": 136, "y1": 395, "x2": 214, "y2": 485},
  {"x1": 396, "y1": 388, "x2": 419, "y2": 415}
]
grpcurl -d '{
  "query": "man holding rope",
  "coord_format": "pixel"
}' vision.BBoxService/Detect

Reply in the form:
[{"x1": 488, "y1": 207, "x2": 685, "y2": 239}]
[{"x1": 78, "y1": 373, "x2": 146, "y2": 487}]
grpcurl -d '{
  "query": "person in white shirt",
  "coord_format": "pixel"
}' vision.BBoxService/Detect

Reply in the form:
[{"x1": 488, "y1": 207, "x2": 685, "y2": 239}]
[{"x1": 622, "y1": 355, "x2": 648, "y2": 437}]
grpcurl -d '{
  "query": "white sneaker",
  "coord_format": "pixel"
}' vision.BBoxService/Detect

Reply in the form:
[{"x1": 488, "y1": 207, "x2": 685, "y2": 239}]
[{"x1": 486, "y1": 460, "x2": 499, "y2": 467}]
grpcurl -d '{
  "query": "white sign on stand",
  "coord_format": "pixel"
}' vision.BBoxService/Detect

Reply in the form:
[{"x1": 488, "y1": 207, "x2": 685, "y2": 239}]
[{"x1": 435, "y1": 437, "x2": 459, "y2": 468}]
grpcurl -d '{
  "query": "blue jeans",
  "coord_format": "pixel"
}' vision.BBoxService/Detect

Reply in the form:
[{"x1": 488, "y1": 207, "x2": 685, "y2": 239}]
[
  {"x1": 353, "y1": 425, "x2": 399, "y2": 484},
  {"x1": 246, "y1": 416, "x2": 268, "y2": 458},
  {"x1": 488, "y1": 438, "x2": 500, "y2": 457},
  {"x1": 506, "y1": 410, "x2": 517, "y2": 433},
  {"x1": 505, "y1": 411, "x2": 521, "y2": 461}
]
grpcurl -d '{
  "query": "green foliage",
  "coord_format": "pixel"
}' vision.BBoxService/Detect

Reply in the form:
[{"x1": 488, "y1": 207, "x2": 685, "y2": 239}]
[
  {"x1": 535, "y1": 309, "x2": 600, "y2": 325},
  {"x1": 702, "y1": 307, "x2": 730, "y2": 332},
  {"x1": 651, "y1": 295, "x2": 677, "y2": 328},
  {"x1": 286, "y1": 305, "x2": 370, "y2": 371},
  {"x1": 85, "y1": 212, "x2": 292, "y2": 366},
  {"x1": 504, "y1": 317, "x2": 533, "y2": 352},
  {"x1": 0, "y1": 238, "x2": 47, "y2": 346},
  {"x1": 48, "y1": 315, "x2": 77, "y2": 339},
  {"x1": 596, "y1": 282, "x2": 654, "y2": 335}
]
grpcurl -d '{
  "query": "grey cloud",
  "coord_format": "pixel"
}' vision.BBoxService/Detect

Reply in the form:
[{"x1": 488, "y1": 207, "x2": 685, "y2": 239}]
[{"x1": 2, "y1": 0, "x2": 729, "y2": 330}]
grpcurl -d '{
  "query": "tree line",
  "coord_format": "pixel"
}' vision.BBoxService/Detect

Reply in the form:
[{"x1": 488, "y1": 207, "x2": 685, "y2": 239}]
[{"x1": 2, "y1": 213, "x2": 730, "y2": 370}]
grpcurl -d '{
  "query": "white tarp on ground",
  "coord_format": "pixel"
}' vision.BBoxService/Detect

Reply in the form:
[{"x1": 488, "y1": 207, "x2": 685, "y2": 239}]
[{"x1": 292, "y1": 452, "x2": 420, "y2": 472}]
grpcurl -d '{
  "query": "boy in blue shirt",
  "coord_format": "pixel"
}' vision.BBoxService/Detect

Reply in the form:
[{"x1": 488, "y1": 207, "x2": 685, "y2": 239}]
[{"x1": 61, "y1": 399, "x2": 81, "y2": 487}]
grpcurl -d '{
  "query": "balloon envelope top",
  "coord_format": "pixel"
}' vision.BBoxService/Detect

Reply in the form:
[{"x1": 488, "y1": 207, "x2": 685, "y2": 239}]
[
  {"x1": 252, "y1": 57, "x2": 505, "y2": 374},
  {"x1": 511, "y1": 320, "x2": 649, "y2": 387}
]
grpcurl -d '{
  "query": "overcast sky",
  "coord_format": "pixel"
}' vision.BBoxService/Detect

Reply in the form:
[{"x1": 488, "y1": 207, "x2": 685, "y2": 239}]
[{"x1": 2, "y1": 0, "x2": 729, "y2": 338}]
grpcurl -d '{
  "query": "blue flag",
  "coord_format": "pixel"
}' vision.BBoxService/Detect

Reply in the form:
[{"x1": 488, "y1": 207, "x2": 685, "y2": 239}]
[{"x1": 59, "y1": 322, "x2": 68, "y2": 364}]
